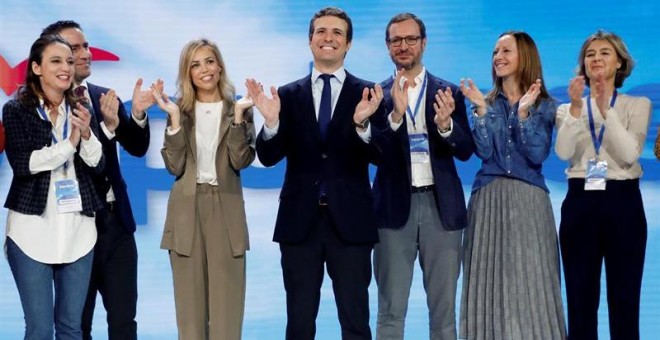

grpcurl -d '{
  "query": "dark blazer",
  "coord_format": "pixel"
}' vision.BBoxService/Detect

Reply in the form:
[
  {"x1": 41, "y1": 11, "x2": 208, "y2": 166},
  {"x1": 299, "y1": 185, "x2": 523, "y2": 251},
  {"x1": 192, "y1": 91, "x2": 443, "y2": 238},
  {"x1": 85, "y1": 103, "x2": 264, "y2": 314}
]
[
  {"x1": 256, "y1": 71, "x2": 383, "y2": 244},
  {"x1": 371, "y1": 72, "x2": 474, "y2": 231},
  {"x1": 2, "y1": 99, "x2": 105, "y2": 217},
  {"x1": 87, "y1": 83, "x2": 149, "y2": 233},
  {"x1": 0, "y1": 119, "x2": 5, "y2": 153}
]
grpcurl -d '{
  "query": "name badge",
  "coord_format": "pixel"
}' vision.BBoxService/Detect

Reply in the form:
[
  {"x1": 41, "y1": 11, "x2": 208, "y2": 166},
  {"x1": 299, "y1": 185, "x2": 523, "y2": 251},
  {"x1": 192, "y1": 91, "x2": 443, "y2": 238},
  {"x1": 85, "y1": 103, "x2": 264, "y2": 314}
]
[
  {"x1": 585, "y1": 158, "x2": 607, "y2": 191},
  {"x1": 409, "y1": 133, "x2": 430, "y2": 163},
  {"x1": 55, "y1": 179, "x2": 83, "y2": 213}
]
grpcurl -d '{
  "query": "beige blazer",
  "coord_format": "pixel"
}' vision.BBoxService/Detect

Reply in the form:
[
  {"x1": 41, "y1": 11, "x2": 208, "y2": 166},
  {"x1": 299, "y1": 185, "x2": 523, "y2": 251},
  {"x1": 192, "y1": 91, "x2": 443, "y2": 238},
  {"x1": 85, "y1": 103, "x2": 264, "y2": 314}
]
[{"x1": 160, "y1": 99, "x2": 256, "y2": 257}]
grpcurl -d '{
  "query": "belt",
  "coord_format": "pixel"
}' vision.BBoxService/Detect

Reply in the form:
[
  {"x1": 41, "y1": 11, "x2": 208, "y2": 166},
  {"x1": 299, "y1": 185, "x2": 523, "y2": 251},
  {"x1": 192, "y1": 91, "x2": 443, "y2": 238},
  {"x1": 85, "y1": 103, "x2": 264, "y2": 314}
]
[
  {"x1": 411, "y1": 185, "x2": 434, "y2": 193},
  {"x1": 104, "y1": 201, "x2": 116, "y2": 212}
]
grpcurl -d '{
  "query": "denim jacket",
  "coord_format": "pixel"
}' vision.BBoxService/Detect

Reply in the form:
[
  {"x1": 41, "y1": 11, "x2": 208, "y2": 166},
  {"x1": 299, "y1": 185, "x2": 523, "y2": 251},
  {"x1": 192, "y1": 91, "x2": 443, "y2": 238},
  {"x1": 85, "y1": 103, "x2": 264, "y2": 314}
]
[{"x1": 471, "y1": 92, "x2": 556, "y2": 193}]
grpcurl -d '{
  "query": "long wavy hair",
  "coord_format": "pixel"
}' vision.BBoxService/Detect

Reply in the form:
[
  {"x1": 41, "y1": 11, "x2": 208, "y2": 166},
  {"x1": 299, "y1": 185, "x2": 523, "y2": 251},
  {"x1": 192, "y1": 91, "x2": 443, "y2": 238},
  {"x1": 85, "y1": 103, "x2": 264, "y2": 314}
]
[
  {"x1": 175, "y1": 39, "x2": 235, "y2": 114},
  {"x1": 485, "y1": 31, "x2": 549, "y2": 106},
  {"x1": 18, "y1": 34, "x2": 76, "y2": 110}
]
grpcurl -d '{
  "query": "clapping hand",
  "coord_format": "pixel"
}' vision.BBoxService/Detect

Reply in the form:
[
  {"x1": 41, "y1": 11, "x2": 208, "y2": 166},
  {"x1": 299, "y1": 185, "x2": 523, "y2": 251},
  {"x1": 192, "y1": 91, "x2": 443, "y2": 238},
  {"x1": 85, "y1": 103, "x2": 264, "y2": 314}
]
[
  {"x1": 245, "y1": 78, "x2": 280, "y2": 128},
  {"x1": 460, "y1": 78, "x2": 486, "y2": 116}
]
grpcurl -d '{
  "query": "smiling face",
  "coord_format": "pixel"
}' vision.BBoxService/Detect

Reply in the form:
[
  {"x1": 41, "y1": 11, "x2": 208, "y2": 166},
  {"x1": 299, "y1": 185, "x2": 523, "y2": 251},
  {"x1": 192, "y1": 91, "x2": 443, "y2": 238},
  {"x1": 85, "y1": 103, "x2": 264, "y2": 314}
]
[
  {"x1": 57, "y1": 27, "x2": 91, "y2": 84},
  {"x1": 309, "y1": 15, "x2": 351, "y2": 72},
  {"x1": 492, "y1": 34, "x2": 519, "y2": 80},
  {"x1": 387, "y1": 18, "x2": 426, "y2": 73},
  {"x1": 32, "y1": 42, "x2": 74, "y2": 99},
  {"x1": 189, "y1": 46, "x2": 222, "y2": 101},
  {"x1": 584, "y1": 39, "x2": 622, "y2": 85}
]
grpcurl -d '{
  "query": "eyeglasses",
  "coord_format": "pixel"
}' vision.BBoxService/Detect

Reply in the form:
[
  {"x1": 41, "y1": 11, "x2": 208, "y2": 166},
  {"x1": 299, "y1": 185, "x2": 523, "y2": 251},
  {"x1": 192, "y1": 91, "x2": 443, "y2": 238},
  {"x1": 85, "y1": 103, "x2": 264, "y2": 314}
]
[{"x1": 388, "y1": 36, "x2": 422, "y2": 47}]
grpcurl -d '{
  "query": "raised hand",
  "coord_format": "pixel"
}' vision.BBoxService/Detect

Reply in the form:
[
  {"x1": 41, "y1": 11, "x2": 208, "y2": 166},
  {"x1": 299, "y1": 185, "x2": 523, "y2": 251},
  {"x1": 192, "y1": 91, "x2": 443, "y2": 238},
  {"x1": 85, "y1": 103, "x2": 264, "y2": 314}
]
[
  {"x1": 71, "y1": 103, "x2": 92, "y2": 142},
  {"x1": 234, "y1": 96, "x2": 254, "y2": 124},
  {"x1": 391, "y1": 70, "x2": 410, "y2": 123},
  {"x1": 245, "y1": 78, "x2": 280, "y2": 128},
  {"x1": 99, "y1": 89, "x2": 120, "y2": 132},
  {"x1": 460, "y1": 78, "x2": 486, "y2": 116},
  {"x1": 353, "y1": 84, "x2": 384, "y2": 125},
  {"x1": 131, "y1": 78, "x2": 163, "y2": 119},
  {"x1": 150, "y1": 83, "x2": 181, "y2": 129},
  {"x1": 518, "y1": 79, "x2": 542, "y2": 119},
  {"x1": 567, "y1": 76, "x2": 585, "y2": 118},
  {"x1": 433, "y1": 86, "x2": 455, "y2": 130}
]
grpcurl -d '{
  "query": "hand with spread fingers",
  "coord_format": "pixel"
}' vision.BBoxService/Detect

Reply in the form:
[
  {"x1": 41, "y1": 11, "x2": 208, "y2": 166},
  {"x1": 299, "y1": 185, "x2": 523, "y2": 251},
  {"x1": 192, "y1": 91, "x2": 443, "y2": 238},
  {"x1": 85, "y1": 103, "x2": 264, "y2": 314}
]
[
  {"x1": 460, "y1": 78, "x2": 486, "y2": 116},
  {"x1": 517, "y1": 79, "x2": 542, "y2": 119},
  {"x1": 132, "y1": 78, "x2": 163, "y2": 120},
  {"x1": 353, "y1": 84, "x2": 384, "y2": 127},
  {"x1": 99, "y1": 89, "x2": 120, "y2": 132},
  {"x1": 433, "y1": 86, "x2": 455, "y2": 131},
  {"x1": 150, "y1": 82, "x2": 180, "y2": 129},
  {"x1": 246, "y1": 78, "x2": 280, "y2": 128},
  {"x1": 567, "y1": 76, "x2": 586, "y2": 118}
]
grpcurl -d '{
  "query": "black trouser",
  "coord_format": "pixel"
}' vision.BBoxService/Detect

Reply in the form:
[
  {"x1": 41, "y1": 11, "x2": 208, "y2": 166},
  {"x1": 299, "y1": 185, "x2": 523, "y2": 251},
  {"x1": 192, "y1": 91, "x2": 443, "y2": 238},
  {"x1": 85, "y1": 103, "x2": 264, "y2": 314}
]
[
  {"x1": 279, "y1": 206, "x2": 373, "y2": 340},
  {"x1": 82, "y1": 205, "x2": 138, "y2": 340},
  {"x1": 560, "y1": 179, "x2": 647, "y2": 340}
]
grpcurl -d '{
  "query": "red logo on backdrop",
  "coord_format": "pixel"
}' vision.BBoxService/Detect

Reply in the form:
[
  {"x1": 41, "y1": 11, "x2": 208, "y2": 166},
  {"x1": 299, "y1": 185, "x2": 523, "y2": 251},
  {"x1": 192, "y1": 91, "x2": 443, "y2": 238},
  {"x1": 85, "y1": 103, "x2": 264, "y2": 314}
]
[{"x1": 0, "y1": 47, "x2": 120, "y2": 96}]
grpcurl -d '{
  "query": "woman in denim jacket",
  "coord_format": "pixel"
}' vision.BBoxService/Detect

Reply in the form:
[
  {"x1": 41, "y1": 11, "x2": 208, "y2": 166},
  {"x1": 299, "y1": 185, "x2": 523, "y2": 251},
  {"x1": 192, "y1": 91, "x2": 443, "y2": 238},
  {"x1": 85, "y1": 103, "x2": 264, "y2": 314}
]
[{"x1": 458, "y1": 31, "x2": 566, "y2": 339}]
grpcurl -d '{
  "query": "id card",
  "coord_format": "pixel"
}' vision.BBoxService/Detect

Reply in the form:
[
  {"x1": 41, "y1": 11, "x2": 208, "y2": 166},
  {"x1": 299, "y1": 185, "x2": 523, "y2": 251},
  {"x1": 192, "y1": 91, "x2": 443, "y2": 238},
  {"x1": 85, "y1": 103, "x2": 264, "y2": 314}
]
[
  {"x1": 584, "y1": 158, "x2": 607, "y2": 191},
  {"x1": 409, "y1": 133, "x2": 430, "y2": 163},
  {"x1": 55, "y1": 179, "x2": 83, "y2": 213}
]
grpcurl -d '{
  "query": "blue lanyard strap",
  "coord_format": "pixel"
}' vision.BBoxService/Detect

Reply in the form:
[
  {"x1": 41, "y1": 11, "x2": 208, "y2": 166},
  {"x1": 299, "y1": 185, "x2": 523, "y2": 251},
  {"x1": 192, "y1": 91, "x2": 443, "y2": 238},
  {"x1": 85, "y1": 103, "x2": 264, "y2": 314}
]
[
  {"x1": 586, "y1": 90, "x2": 617, "y2": 156},
  {"x1": 404, "y1": 73, "x2": 428, "y2": 130},
  {"x1": 37, "y1": 104, "x2": 69, "y2": 144}
]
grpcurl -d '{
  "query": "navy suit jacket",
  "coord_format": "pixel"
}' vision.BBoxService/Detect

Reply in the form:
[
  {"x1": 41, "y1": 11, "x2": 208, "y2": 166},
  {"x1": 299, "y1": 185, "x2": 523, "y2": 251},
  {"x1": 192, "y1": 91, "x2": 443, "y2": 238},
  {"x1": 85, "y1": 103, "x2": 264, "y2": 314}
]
[
  {"x1": 87, "y1": 83, "x2": 150, "y2": 232},
  {"x1": 2, "y1": 99, "x2": 105, "y2": 217},
  {"x1": 371, "y1": 72, "x2": 474, "y2": 231},
  {"x1": 256, "y1": 71, "x2": 383, "y2": 244}
]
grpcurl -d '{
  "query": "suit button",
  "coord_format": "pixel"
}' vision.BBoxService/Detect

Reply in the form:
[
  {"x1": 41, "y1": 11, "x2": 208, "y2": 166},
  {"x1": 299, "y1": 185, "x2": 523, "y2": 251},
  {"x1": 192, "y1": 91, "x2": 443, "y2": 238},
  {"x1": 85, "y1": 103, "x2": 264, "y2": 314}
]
[
  {"x1": 321, "y1": 153, "x2": 328, "y2": 159},
  {"x1": 315, "y1": 180, "x2": 320, "y2": 186}
]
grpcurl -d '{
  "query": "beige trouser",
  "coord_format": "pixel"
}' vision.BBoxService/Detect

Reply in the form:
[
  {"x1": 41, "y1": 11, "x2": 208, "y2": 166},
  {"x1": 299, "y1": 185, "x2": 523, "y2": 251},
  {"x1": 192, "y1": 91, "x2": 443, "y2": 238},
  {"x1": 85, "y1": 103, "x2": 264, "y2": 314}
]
[{"x1": 169, "y1": 184, "x2": 246, "y2": 340}]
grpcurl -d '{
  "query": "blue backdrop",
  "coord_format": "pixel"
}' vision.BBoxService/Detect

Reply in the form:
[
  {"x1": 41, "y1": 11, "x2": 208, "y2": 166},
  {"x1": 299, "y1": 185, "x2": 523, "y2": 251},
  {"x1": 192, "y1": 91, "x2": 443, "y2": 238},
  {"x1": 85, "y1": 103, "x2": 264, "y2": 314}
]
[{"x1": 1, "y1": 0, "x2": 658, "y2": 338}]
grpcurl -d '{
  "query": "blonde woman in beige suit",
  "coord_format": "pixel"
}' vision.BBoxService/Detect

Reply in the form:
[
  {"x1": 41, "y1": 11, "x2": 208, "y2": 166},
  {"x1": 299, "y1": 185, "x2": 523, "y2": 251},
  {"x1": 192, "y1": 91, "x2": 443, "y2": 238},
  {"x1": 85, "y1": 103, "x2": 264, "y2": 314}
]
[{"x1": 151, "y1": 38, "x2": 256, "y2": 340}]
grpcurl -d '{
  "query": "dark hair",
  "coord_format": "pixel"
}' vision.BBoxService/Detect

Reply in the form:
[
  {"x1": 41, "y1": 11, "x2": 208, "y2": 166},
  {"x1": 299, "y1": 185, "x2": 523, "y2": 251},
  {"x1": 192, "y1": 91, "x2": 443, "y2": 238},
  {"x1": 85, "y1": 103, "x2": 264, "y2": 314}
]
[
  {"x1": 486, "y1": 30, "x2": 549, "y2": 105},
  {"x1": 41, "y1": 20, "x2": 82, "y2": 37},
  {"x1": 18, "y1": 34, "x2": 76, "y2": 109},
  {"x1": 576, "y1": 30, "x2": 634, "y2": 89},
  {"x1": 308, "y1": 7, "x2": 353, "y2": 43},
  {"x1": 385, "y1": 13, "x2": 426, "y2": 42}
]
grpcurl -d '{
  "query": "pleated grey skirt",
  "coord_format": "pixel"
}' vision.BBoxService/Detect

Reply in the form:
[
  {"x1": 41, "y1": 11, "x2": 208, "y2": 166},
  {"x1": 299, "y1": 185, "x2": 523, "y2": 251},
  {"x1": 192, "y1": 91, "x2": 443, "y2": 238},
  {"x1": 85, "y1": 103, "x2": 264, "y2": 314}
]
[{"x1": 459, "y1": 177, "x2": 566, "y2": 340}]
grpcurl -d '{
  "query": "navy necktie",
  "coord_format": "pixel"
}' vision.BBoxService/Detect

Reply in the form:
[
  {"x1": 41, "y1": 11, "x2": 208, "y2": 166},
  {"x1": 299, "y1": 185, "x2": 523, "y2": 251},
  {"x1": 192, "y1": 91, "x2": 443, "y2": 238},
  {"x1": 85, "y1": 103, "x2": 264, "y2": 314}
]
[
  {"x1": 318, "y1": 74, "x2": 333, "y2": 140},
  {"x1": 74, "y1": 85, "x2": 89, "y2": 105}
]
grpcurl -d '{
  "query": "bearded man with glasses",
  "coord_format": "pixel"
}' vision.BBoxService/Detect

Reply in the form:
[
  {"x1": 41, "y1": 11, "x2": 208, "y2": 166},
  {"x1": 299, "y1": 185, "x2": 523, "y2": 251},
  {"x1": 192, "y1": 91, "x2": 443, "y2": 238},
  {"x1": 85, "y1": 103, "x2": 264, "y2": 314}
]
[{"x1": 370, "y1": 12, "x2": 475, "y2": 340}]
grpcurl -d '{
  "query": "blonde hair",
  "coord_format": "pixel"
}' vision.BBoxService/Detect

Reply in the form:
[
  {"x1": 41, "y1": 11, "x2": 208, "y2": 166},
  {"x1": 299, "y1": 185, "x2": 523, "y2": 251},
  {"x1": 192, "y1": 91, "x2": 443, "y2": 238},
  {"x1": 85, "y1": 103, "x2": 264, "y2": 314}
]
[
  {"x1": 576, "y1": 30, "x2": 634, "y2": 89},
  {"x1": 175, "y1": 38, "x2": 235, "y2": 114}
]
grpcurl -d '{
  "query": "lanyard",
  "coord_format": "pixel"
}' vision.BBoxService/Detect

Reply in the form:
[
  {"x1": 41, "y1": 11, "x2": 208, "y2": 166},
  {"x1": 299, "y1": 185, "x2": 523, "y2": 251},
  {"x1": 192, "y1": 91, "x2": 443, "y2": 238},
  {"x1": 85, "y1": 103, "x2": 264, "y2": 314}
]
[
  {"x1": 404, "y1": 73, "x2": 427, "y2": 130},
  {"x1": 586, "y1": 90, "x2": 617, "y2": 156},
  {"x1": 37, "y1": 104, "x2": 70, "y2": 144},
  {"x1": 37, "y1": 104, "x2": 70, "y2": 173}
]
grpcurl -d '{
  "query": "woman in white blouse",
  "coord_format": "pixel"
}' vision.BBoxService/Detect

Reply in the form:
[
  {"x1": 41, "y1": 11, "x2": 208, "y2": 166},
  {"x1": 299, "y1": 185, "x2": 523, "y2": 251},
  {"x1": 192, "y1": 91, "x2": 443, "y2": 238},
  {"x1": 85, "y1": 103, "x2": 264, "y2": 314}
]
[
  {"x1": 3, "y1": 35, "x2": 104, "y2": 339},
  {"x1": 151, "y1": 38, "x2": 256, "y2": 340},
  {"x1": 555, "y1": 30, "x2": 652, "y2": 340}
]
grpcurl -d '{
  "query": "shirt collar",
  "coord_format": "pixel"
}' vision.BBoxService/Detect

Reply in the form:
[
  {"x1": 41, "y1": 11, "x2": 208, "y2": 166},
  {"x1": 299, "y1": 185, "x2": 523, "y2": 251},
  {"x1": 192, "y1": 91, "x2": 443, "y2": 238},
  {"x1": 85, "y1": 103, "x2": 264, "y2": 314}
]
[{"x1": 312, "y1": 66, "x2": 346, "y2": 84}]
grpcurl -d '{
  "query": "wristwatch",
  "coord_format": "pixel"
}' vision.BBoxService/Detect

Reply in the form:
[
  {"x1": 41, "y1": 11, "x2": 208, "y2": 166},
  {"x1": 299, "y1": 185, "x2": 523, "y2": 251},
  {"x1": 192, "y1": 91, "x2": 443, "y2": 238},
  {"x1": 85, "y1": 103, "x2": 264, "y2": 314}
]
[{"x1": 354, "y1": 119, "x2": 369, "y2": 130}]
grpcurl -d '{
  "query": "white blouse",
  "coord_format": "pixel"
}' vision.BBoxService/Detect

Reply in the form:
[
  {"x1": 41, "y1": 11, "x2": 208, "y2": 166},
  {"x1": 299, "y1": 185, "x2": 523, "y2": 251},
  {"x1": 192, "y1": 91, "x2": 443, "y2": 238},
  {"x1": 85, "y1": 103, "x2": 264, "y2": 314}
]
[
  {"x1": 555, "y1": 93, "x2": 652, "y2": 180},
  {"x1": 195, "y1": 101, "x2": 223, "y2": 185},
  {"x1": 6, "y1": 100, "x2": 102, "y2": 264}
]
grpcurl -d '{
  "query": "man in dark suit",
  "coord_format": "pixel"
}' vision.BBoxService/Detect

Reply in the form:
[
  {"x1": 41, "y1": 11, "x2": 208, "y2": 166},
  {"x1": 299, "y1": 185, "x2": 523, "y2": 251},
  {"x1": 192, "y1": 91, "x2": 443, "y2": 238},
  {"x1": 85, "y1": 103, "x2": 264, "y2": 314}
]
[
  {"x1": 41, "y1": 21, "x2": 157, "y2": 340},
  {"x1": 370, "y1": 13, "x2": 475, "y2": 340},
  {"x1": 246, "y1": 7, "x2": 384, "y2": 340}
]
